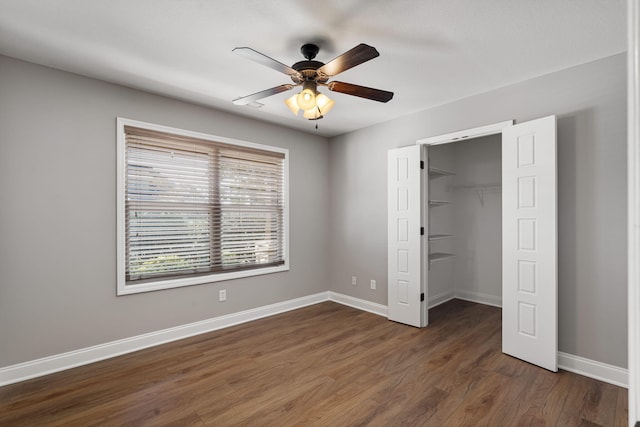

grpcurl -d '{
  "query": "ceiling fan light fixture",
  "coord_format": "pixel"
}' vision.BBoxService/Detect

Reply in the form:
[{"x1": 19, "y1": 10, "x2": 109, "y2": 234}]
[
  {"x1": 315, "y1": 93, "x2": 334, "y2": 113},
  {"x1": 303, "y1": 109, "x2": 320, "y2": 120},
  {"x1": 302, "y1": 92, "x2": 334, "y2": 119},
  {"x1": 284, "y1": 94, "x2": 301, "y2": 115},
  {"x1": 285, "y1": 84, "x2": 334, "y2": 119},
  {"x1": 296, "y1": 80, "x2": 317, "y2": 111}
]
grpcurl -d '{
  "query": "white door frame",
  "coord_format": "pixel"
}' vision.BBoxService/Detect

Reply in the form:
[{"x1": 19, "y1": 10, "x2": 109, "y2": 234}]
[
  {"x1": 628, "y1": 0, "x2": 640, "y2": 424},
  {"x1": 417, "y1": 121, "x2": 514, "y2": 146},
  {"x1": 416, "y1": 120, "x2": 513, "y2": 316}
]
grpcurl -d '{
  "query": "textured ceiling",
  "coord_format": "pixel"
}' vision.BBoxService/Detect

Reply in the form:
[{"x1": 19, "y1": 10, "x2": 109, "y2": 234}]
[{"x1": 0, "y1": 0, "x2": 627, "y2": 137}]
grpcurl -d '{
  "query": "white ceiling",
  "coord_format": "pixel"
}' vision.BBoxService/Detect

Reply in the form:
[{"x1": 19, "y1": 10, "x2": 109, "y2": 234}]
[{"x1": 0, "y1": 0, "x2": 627, "y2": 137}]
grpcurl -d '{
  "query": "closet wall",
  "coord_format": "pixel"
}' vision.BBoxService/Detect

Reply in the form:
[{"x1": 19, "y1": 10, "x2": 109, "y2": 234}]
[
  {"x1": 452, "y1": 135, "x2": 502, "y2": 305},
  {"x1": 428, "y1": 134, "x2": 502, "y2": 308},
  {"x1": 426, "y1": 144, "x2": 456, "y2": 304}
]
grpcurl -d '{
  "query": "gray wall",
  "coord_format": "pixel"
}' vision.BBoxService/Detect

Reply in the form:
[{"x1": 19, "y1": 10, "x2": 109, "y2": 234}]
[
  {"x1": 0, "y1": 52, "x2": 628, "y2": 371},
  {"x1": 328, "y1": 53, "x2": 628, "y2": 368},
  {"x1": 0, "y1": 55, "x2": 330, "y2": 367}
]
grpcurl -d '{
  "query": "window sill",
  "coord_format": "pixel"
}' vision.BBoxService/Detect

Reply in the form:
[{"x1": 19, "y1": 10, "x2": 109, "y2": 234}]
[{"x1": 117, "y1": 264, "x2": 289, "y2": 296}]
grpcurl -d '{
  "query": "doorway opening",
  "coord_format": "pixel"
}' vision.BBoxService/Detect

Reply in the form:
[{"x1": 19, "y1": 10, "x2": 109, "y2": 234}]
[{"x1": 425, "y1": 134, "x2": 503, "y2": 317}]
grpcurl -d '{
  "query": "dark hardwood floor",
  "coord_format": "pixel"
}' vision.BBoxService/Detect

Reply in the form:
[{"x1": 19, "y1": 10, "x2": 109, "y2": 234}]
[{"x1": 0, "y1": 299, "x2": 628, "y2": 426}]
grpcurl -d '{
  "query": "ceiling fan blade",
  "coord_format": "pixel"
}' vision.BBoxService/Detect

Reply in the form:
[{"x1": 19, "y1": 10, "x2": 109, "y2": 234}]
[
  {"x1": 316, "y1": 44, "x2": 380, "y2": 78},
  {"x1": 233, "y1": 47, "x2": 301, "y2": 78},
  {"x1": 327, "y1": 81, "x2": 394, "y2": 103},
  {"x1": 232, "y1": 84, "x2": 295, "y2": 105}
]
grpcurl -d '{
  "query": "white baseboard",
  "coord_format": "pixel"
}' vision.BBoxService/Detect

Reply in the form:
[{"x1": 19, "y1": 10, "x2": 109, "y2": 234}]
[
  {"x1": 328, "y1": 291, "x2": 388, "y2": 317},
  {"x1": 455, "y1": 289, "x2": 502, "y2": 308},
  {"x1": 0, "y1": 291, "x2": 627, "y2": 391},
  {"x1": 0, "y1": 292, "x2": 330, "y2": 387},
  {"x1": 428, "y1": 291, "x2": 455, "y2": 308},
  {"x1": 558, "y1": 351, "x2": 628, "y2": 388},
  {"x1": 426, "y1": 293, "x2": 628, "y2": 388}
]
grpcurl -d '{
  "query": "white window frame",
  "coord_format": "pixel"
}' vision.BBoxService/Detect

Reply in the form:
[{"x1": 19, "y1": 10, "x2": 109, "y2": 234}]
[{"x1": 116, "y1": 117, "x2": 289, "y2": 295}]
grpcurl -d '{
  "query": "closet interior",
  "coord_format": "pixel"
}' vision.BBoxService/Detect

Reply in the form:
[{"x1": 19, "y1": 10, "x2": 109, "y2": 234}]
[{"x1": 426, "y1": 133, "x2": 503, "y2": 310}]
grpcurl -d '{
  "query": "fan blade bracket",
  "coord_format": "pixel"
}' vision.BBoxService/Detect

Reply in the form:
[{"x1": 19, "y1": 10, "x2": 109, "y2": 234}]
[
  {"x1": 327, "y1": 81, "x2": 394, "y2": 103},
  {"x1": 316, "y1": 44, "x2": 380, "y2": 78}
]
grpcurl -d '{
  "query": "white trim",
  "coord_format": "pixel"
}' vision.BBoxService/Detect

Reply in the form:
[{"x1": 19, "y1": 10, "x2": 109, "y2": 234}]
[
  {"x1": 117, "y1": 265, "x2": 290, "y2": 296},
  {"x1": 428, "y1": 290, "x2": 455, "y2": 308},
  {"x1": 455, "y1": 290, "x2": 502, "y2": 308},
  {"x1": 327, "y1": 291, "x2": 627, "y2": 388},
  {"x1": 0, "y1": 292, "x2": 329, "y2": 387},
  {"x1": 629, "y1": 0, "x2": 640, "y2": 423},
  {"x1": 116, "y1": 118, "x2": 126, "y2": 295},
  {"x1": 117, "y1": 117, "x2": 291, "y2": 155},
  {"x1": 416, "y1": 120, "x2": 514, "y2": 146},
  {"x1": 0, "y1": 292, "x2": 627, "y2": 391},
  {"x1": 115, "y1": 117, "x2": 290, "y2": 296},
  {"x1": 558, "y1": 352, "x2": 628, "y2": 389},
  {"x1": 0, "y1": 292, "x2": 382, "y2": 387},
  {"x1": 328, "y1": 292, "x2": 388, "y2": 317},
  {"x1": 428, "y1": 290, "x2": 502, "y2": 309},
  {"x1": 416, "y1": 120, "x2": 513, "y2": 333}
]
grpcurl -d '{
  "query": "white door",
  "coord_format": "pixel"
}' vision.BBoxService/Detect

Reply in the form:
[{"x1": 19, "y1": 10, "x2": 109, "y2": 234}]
[
  {"x1": 502, "y1": 115, "x2": 558, "y2": 371},
  {"x1": 388, "y1": 145, "x2": 423, "y2": 327}
]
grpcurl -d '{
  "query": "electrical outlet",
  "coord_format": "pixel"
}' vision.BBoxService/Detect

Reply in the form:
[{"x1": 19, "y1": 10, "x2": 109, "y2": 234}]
[
  {"x1": 370, "y1": 280, "x2": 376, "y2": 290},
  {"x1": 219, "y1": 289, "x2": 227, "y2": 302},
  {"x1": 351, "y1": 276, "x2": 357, "y2": 286}
]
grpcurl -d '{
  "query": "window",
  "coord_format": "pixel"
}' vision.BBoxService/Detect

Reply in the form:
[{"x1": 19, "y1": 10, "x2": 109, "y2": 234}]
[{"x1": 117, "y1": 118, "x2": 289, "y2": 295}]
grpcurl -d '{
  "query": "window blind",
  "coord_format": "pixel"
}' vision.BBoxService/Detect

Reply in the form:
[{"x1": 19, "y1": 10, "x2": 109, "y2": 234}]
[{"x1": 124, "y1": 126, "x2": 285, "y2": 284}]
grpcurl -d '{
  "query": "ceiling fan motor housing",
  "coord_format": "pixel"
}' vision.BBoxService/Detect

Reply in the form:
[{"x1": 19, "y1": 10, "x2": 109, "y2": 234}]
[
  {"x1": 300, "y1": 43, "x2": 320, "y2": 60},
  {"x1": 291, "y1": 61, "x2": 326, "y2": 83},
  {"x1": 290, "y1": 44, "x2": 328, "y2": 84}
]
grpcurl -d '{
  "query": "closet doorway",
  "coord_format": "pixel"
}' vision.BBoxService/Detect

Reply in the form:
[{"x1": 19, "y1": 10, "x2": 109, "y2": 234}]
[{"x1": 387, "y1": 116, "x2": 558, "y2": 371}]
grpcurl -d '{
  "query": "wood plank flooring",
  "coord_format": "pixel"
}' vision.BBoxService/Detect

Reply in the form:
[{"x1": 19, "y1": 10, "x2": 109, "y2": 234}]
[{"x1": 0, "y1": 299, "x2": 628, "y2": 426}]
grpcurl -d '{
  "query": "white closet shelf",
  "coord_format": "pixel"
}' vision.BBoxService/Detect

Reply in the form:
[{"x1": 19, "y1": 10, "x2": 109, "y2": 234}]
[
  {"x1": 429, "y1": 167, "x2": 455, "y2": 178},
  {"x1": 429, "y1": 252, "x2": 455, "y2": 262},
  {"x1": 429, "y1": 200, "x2": 451, "y2": 207},
  {"x1": 450, "y1": 182, "x2": 501, "y2": 191},
  {"x1": 428, "y1": 234, "x2": 454, "y2": 241}
]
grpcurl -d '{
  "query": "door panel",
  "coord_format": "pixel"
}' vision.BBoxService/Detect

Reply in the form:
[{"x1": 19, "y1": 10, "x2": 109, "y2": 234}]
[
  {"x1": 502, "y1": 115, "x2": 557, "y2": 372},
  {"x1": 388, "y1": 145, "x2": 422, "y2": 327}
]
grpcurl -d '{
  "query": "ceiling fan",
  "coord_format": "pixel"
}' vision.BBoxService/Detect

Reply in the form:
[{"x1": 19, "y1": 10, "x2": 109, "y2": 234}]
[{"x1": 232, "y1": 43, "x2": 394, "y2": 121}]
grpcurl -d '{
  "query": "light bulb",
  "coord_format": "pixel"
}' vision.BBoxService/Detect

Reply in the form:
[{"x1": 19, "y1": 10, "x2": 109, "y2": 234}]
[
  {"x1": 296, "y1": 81, "x2": 317, "y2": 111},
  {"x1": 297, "y1": 89, "x2": 316, "y2": 110}
]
